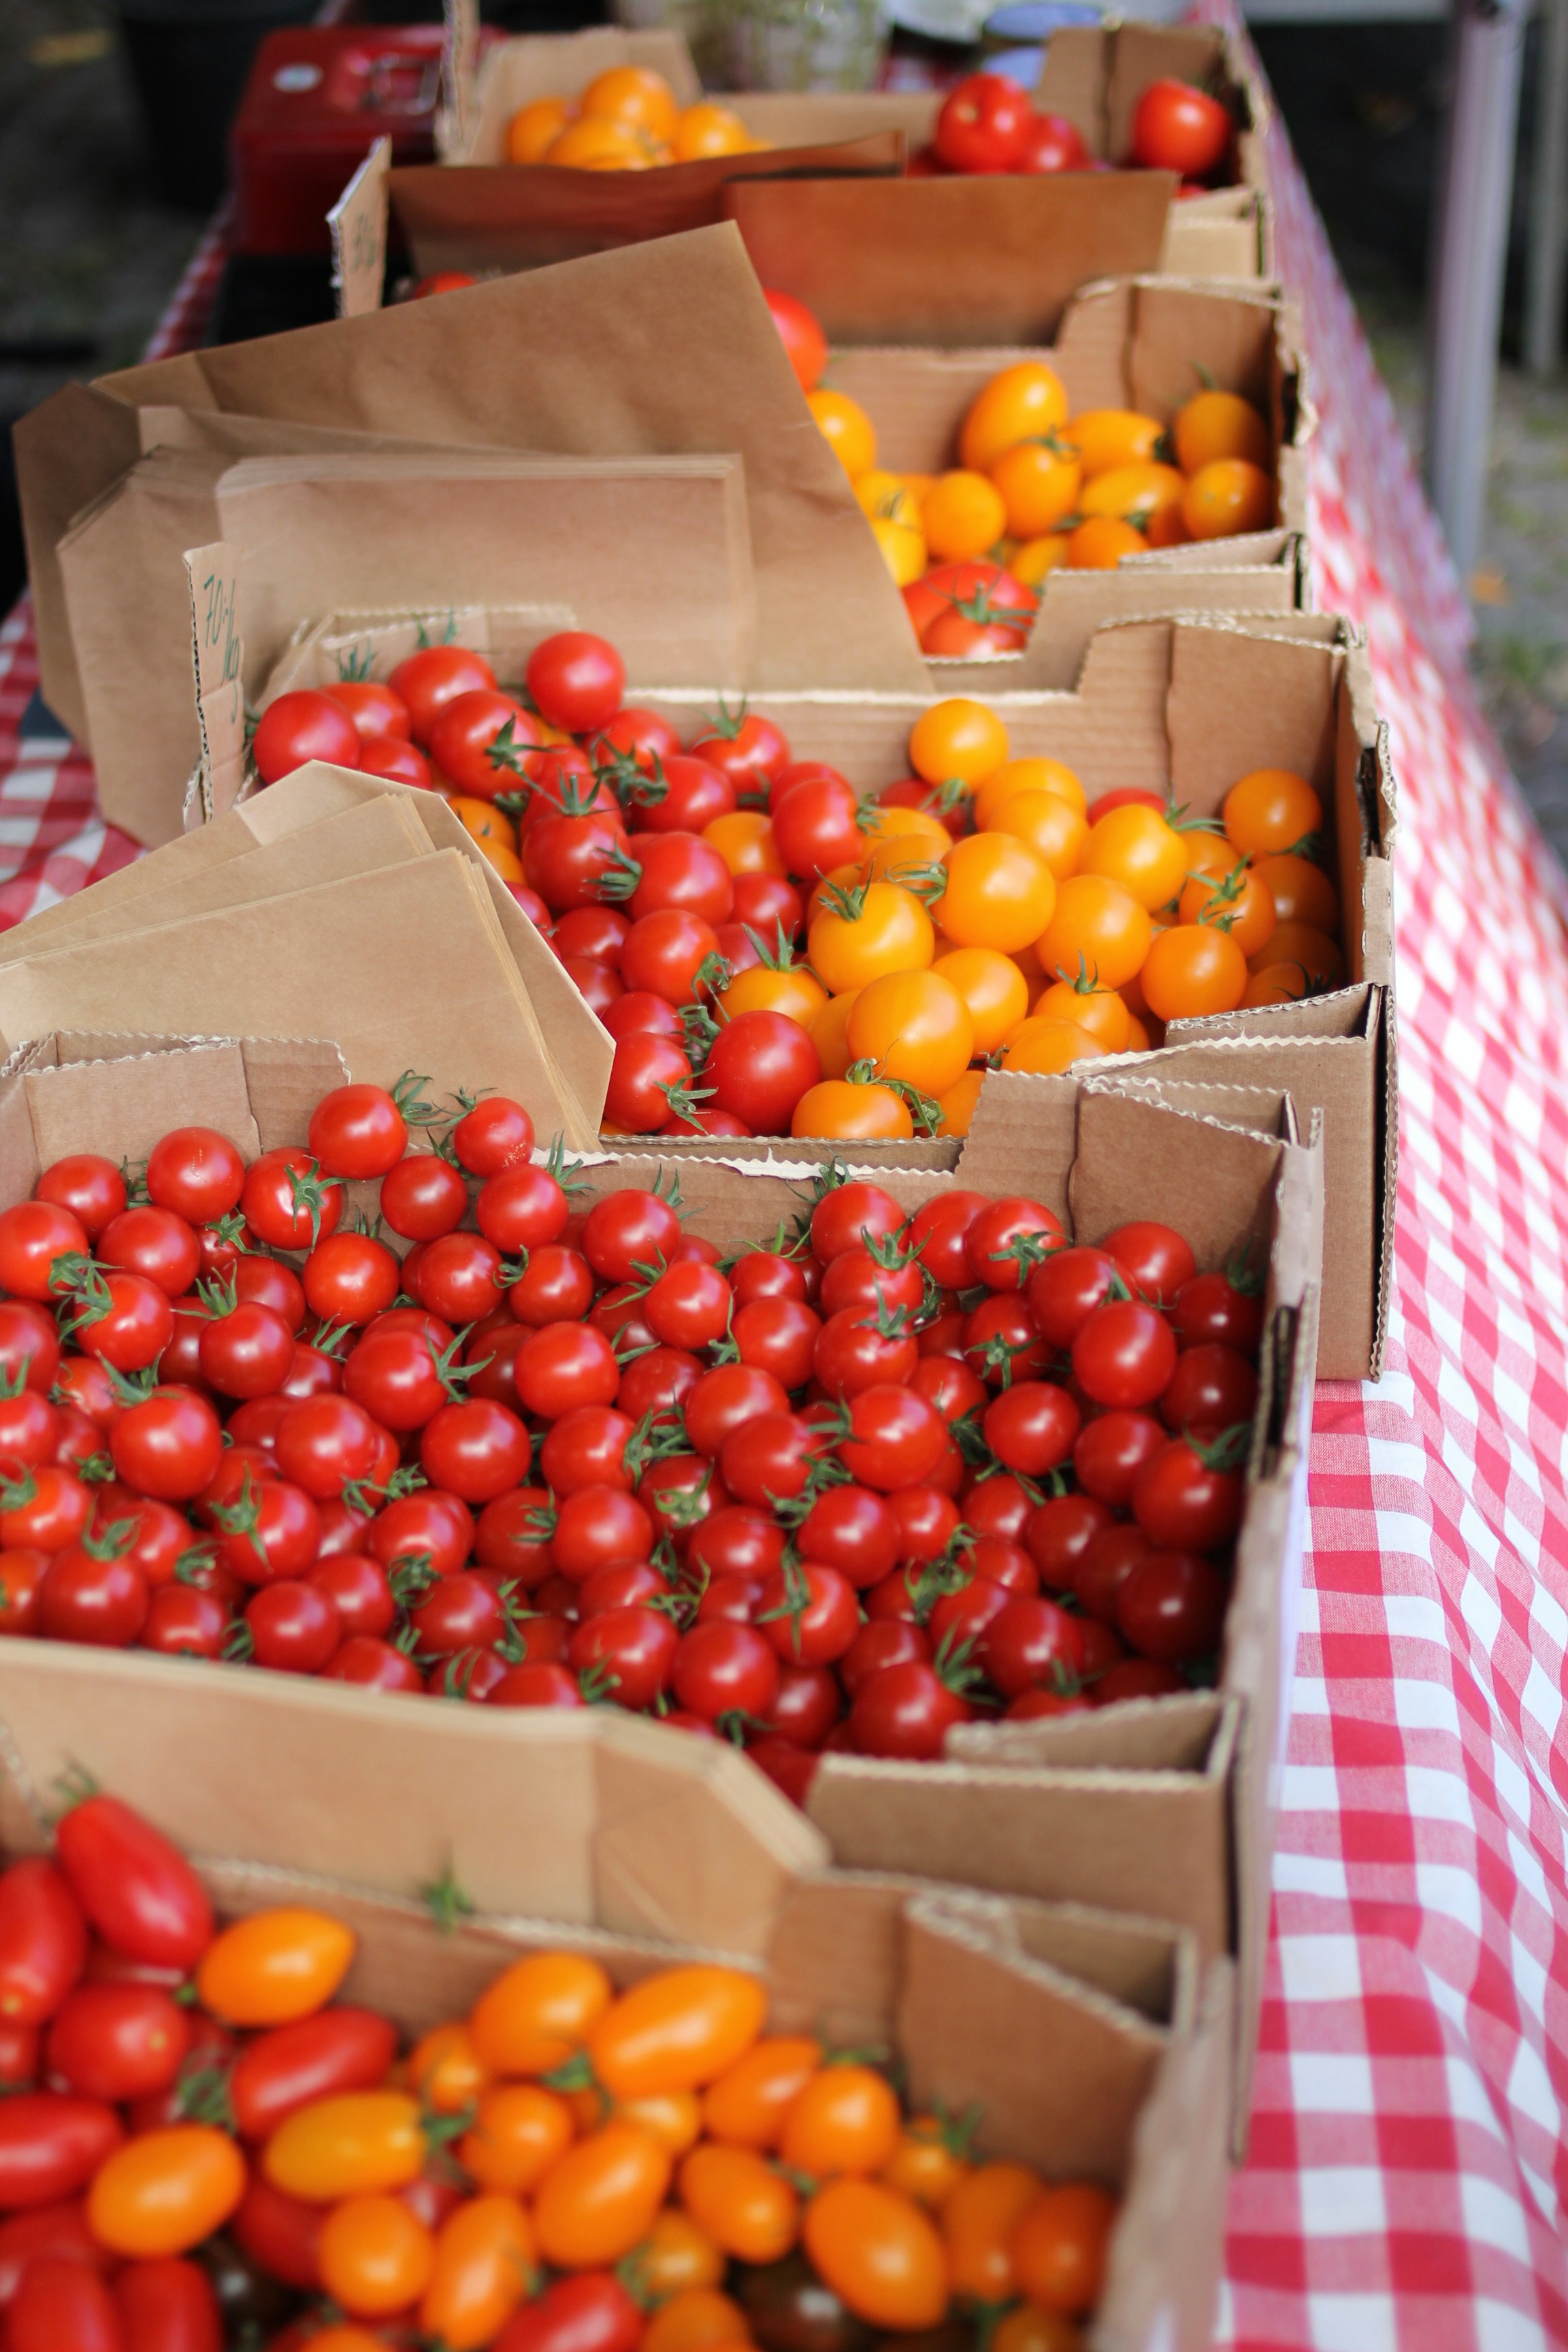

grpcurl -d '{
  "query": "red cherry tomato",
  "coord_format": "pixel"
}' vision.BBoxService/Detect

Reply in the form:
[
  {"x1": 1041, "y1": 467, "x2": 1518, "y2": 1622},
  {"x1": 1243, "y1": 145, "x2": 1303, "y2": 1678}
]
[
  {"x1": 1129, "y1": 78, "x2": 1232, "y2": 178},
  {"x1": 934, "y1": 71, "x2": 1034, "y2": 172},
  {"x1": 764, "y1": 289, "x2": 828, "y2": 390},
  {"x1": 252, "y1": 690, "x2": 361, "y2": 784},
  {"x1": 54, "y1": 1796, "x2": 212, "y2": 1972}
]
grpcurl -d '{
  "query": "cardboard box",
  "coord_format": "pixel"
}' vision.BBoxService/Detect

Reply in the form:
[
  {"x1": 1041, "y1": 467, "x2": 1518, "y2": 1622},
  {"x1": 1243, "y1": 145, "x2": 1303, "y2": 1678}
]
[{"x1": 0, "y1": 1623, "x2": 1236, "y2": 2351}]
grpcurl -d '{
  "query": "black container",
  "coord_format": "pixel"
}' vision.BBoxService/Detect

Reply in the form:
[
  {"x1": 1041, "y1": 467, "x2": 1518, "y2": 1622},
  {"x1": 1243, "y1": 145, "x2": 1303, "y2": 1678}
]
[{"x1": 116, "y1": 0, "x2": 317, "y2": 212}]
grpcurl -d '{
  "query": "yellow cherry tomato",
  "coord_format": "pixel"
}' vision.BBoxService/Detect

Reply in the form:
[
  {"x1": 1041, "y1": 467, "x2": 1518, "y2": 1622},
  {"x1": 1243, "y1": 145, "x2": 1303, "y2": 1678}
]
[
  {"x1": 780, "y1": 2064, "x2": 902, "y2": 2180},
  {"x1": 990, "y1": 440, "x2": 1081, "y2": 538},
  {"x1": 1000, "y1": 1020, "x2": 1107, "y2": 1075},
  {"x1": 703, "y1": 2037, "x2": 823, "y2": 2150},
  {"x1": 1081, "y1": 804, "x2": 1188, "y2": 913},
  {"x1": 987, "y1": 791, "x2": 1087, "y2": 883},
  {"x1": 590, "y1": 1967, "x2": 768, "y2": 2102},
  {"x1": 421, "y1": 2193, "x2": 537, "y2": 2349},
  {"x1": 922, "y1": 471, "x2": 1008, "y2": 563},
  {"x1": 1008, "y1": 534, "x2": 1071, "y2": 587},
  {"x1": 938, "y1": 833, "x2": 1056, "y2": 954},
  {"x1": 408, "y1": 2021, "x2": 490, "y2": 2116},
  {"x1": 469, "y1": 1952, "x2": 612, "y2": 2078},
  {"x1": 936, "y1": 1069, "x2": 985, "y2": 1137},
  {"x1": 679, "y1": 2143, "x2": 800, "y2": 2265},
  {"x1": 1140, "y1": 924, "x2": 1249, "y2": 1019},
  {"x1": 959, "y1": 362, "x2": 1069, "y2": 473},
  {"x1": 88, "y1": 2125, "x2": 244, "y2": 2257},
  {"x1": 808, "y1": 390, "x2": 877, "y2": 480},
  {"x1": 507, "y1": 96, "x2": 574, "y2": 163},
  {"x1": 718, "y1": 964, "x2": 829, "y2": 1030},
  {"x1": 932, "y1": 947, "x2": 1030, "y2": 1055},
  {"x1": 459, "y1": 2083, "x2": 575, "y2": 2195},
  {"x1": 320, "y1": 2192, "x2": 434, "y2": 2319},
  {"x1": 881, "y1": 2113, "x2": 976, "y2": 2208},
  {"x1": 1174, "y1": 389, "x2": 1269, "y2": 474},
  {"x1": 909, "y1": 699, "x2": 1009, "y2": 789},
  {"x1": 975, "y1": 756, "x2": 1085, "y2": 825},
  {"x1": 626, "y1": 2207, "x2": 728, "y2": 2300},
  {"x1": 872, "y1": 512, "x2": 928, "y2": 587},
  {"x1": 1079, "y1": 461, "x2": 1186, "y2": 526},
  {"x1": 1254, "y1": 851, "x2": 1337, "y2": 932},
  {"x1": 1032, "y1": 977, "x2": 1130, "y2": 1053},
  {"x1": 195, "y1": 1910, "x2": 354, "y2": 2027},
  {"x1": 793, "y1": 1079, "x2": 913, "y2": 1141},
  {"x1": 1065, "y1": 516, "x2": 1147, "y2": 570},
  {"x1": 808, "y1": 987, "x2": 860, "y2": 1080},
  {"x1": 847, "y1": 970, "x2": 975, "y2": 1096},
  {"x1": 1250, "y1": 921, "x2": 1345, "y2": 990},
  {"x1": 704, "y1": 811, "x2": 783, "y2": 877},
  {"x1": 1223, "y1": 768, "x2": 1322, "y2": 858},
  {"x1": 805, "y1": 2179, "x2": 949, "y2": 2330},
  {"x1": 580, "y1": 64, "x2": 679, "y2": 140},
  {"x1": 1037, "y1": 876, "x2": 1152, "y2": 992},
  {"x1": 1060, "y1": 409, "x2": 1164, "y2": 479},
  {"x1": 534, "y1": 2122, "x2": 672, "y2": 2268},
  {"x1": 943, "y1": 2161, "x2": 1043, "y2": 2302},
  {"x1": 1181, "y1": 458, "x2": 1274, "y2": 539},
  {"x1": 265, "y1": 2092, "x2": 425, "y2": 2203},
  {"x1": 808, "y1": 877, "x2": 935, "y2": 995},
  {"x1": 672, "y1": 100, "x2": 751, "y2": 159}
]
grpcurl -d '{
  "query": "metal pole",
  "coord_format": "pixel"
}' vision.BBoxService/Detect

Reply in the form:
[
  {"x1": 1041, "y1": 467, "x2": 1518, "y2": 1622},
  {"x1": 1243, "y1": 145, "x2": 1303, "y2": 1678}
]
[
  {"x1": 1426, "y1": 0, "x2": 1529, "y2": 583},
  {"x1": 1525, "y1": 0, "x2": 1568, "y2": 373}
]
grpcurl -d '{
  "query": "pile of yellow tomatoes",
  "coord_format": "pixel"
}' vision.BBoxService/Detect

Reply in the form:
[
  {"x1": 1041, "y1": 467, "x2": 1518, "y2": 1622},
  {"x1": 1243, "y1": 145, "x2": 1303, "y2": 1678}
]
[{"x1": 506, "y1": 67, "x2": 762, "y2": 169}]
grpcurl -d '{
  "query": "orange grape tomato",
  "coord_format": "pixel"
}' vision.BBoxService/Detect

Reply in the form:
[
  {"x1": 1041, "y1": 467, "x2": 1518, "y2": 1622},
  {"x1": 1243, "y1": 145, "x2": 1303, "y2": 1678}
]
[
  {"x1": 847, "y1": 971, "x2": 975, "y2": 1097},
  {"x1": 808, "y1": 987, "x2": 860, "y2": 1081},
  {"x1": 319, "y1": 2192, "x2": 434, "y2": 2319},
  {"x1": 1249, "y1": 921, "x2": 1345, "y2": 989},
  {"x1": 195, "y1": 1909, "x2": 355, "y2": 2027},
  {"x1": 923, "y1": 471, "x2": 1009, "y2": 564},
  {"x1": 1036, "y1": 875, "x2": 1152, "y2": 992},
  {"x1": 872, "y1": 512, "x2": 928, "y2": 587},
  {"x1": 804, "y1": 2178, "x2": 949, "y2": 2330},
  {"x1": 590, "y1": 1967, "x2": 769, "y2": 2101},
  {"x1": 459, "y1": 2083, "x2": 575, "y2": 2194},
  {"x1": 989, "y1": 441, "x2": 1081, "y2": 540},
  {"x1": 88, "y1": 2125, "x2": 245, "y2": 2257},
  {"x1": 975, "y1": 757, "x2": 1085, "y2": 824},
  {"x1": 1176, "y1": 863, "x2": 1276, "y2": 960},
  {"x1": 478, "y1": 836, "x2": 525, "y2": 885},
  {"x1": 1145, "y1": 500, "x2": 1190, "y2": 549},
  {"x1": 265, "y1": 2092, "x2": 425, "y2": 2204},
  {"x1": 468, "y1": 1952, "x2": 613, "y2": 2078},
  {"x1": 792, "y1": 1080, "x2": 913, "y2": 1143},
  {"x1": 615, "y1": 2090, "x2": 706, "y2": 2155},
  {"x1": 704, "y1": 813, "x2": 784, "y2": 877},
  {"x1": 1007, "y1": 533, "x2": 1072, "y2": 587},
  {"x1": 679, "y1": 2142, "x2": 800, "y2": 2265},
  {"x1": 1032, "y1": 977, "x2": 1131, "y2": 1054},
  {"x1": 936, "y1": 1069, "x2": 985, "y2": 1137},
  {"x1": 1064, "y1": 517, "x2": 1147, "y2": 570},
  {"x1": 779, "y1": 2063, "x2": 902, "y2": 2180},
  {"x1": 408, "y1": 2022, "x2": 491, "y2": 2116},
  {"x1": 909, "y1": 699, "x2": 1009, "y2": 789},
  {"x1": 1181, "y1": 458, "x2": 1273, "y2": 540},
  {"x1": 421, "y1": 2192, "x2": 536, "y2": 2349},
  {"x1": 1174, "y1": 389, "x2": 1269, "y2": 474},
  {"x1": 1000, "y1": 1020, "x2": 1107, "y2": 1075},
  {"x1": 533, "y1": 2122, "x2": 672, "y2": 2268},
  {"x1": 1081, "y1": 805, "x2": 1188, "y2": 912},
  {"x1": 642, "y1": 2285, "x2": 753, "y2": 2352},
  {"x1": 1253, "y1": 851, "x2": 1338, "y2": 932},
  {"x1": 993, "y1": 2302, "x2": 1085, "y2": 2352},
  {"x1": 958, "y1": 362, "x2": 1069, "y2": 472},
  {"x1": 450, "y1": 794, "x2": 518, "y2": 851},
  {"x1": 506, "y1": 95, "x2": 574, "y2": 163},
  {"x1": 718, "y1": 966, "x2": 829, "y2": 1030},
  {"x1": 1139, "y1": 924, "x2": 1249, "y2": 1021},
  {"x1": 625, "y1": 2207, "x2": 727, "y2": 2300},
  {"x1": 1059, "y1": 408, "x2": 1163, "y2": 478},
  {"x1": 932, "y1": 948, "x2": 1030, "y2": 1056},
  {"x1": 1222, "y1": 768, "x2": 1322, "y2": 858},
  {"x1": 987, "y1": 791, "x2": 1088, "y2": 883},
  {"x1": 881, "y1": 2114, "x2": 975, "y2": 2209},
  {"x1": 808, "y1": 391, "x2": 877, "y2": 481},
  {"x1": 581, "y1": 65, "x2": 679, "y2": 137},
  {"x1": 943, "y1": 2161, "x2": 1043, "y2": 2302},
  {"x1": 1078, "y1": 461, "x2": 1186, "y2": 524},
  {"x1": 702, "y1": 2036, "x2": 823, "y2": 2151},
  {"x1": 937, "y1": 833, "x2": 1056, "y2": 955},
  {"x1": 1009, "y1": 2183, "x2": 1119, "y2": 2318},
  {"x1": 808, "y1": 878, "x2": 935, "y2": 995}
]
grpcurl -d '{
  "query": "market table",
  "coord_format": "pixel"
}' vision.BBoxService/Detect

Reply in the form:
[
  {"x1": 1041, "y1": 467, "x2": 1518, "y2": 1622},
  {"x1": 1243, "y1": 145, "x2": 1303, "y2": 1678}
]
[{"x1": 3, "y1": 21, "x2": 1568, "y2": 2344}]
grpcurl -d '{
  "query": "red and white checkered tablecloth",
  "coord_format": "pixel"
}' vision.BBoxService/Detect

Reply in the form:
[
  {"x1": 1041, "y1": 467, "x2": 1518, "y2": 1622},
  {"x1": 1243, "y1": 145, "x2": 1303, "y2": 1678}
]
[{"x1": 4, "y1": 46, "x2": 1568, "y2": 2345}]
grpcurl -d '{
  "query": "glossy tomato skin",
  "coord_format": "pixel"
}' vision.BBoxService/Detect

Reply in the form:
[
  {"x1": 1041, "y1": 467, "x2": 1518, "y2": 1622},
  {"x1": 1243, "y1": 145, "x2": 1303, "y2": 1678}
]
[
  {"x1": 112, "y1": 2255, "x2": 223, "y2": 2352},
  {"x1": 849, "y1": 1663, "x2": 972, "y2": 1760},
  {"x1": 388, "y1": 644, "x2": 497, "y2": 746},
  {"x1": 10, "y1": 2257, "x2": 122, "y2": 2352},
  {"x1": 1117, "y1": 1549, "x2": 1228, "y2": 1661},
  {"x1": 1130, "y1": 77, "x2": 1231, "y2": 176},
  {"x1": 252, "y1": 691, "x2": 360, "y2": 785},
  {"x1": 764, "y1": 289, "x2": 828, "y2": 390},
  {"x1": 0, "y1": 1863, "x2": 86, "y2": 2028},
  {"x1": 1025, "y1": 1493, "x2": 1113, "y2": 1591},
  {"x1": 44, "y1": 1983, "x2": 191, "y2": 2103},
  {"x1": 493, "y1": 2268, "x2": 644, "y2": 2352},
  {"x1": 35, "y1": 1156, "x2": 125, "y2": 1239},
  {"x1": 1173, "y1": 1268, "x2": 1264, "y2": 1355},
  {"x1": 935, "y1": 71, "x2": 1033, "y2": 172},
  {"x1": 1073, "y1": 1409, "x2": 1166, "y2": 1511},
  {"x1": 527, "y1": 632, "x2": 625, "y2": 734},
  {"x1": 0, "y1": 2095, "x2": 122, "y2": 2208},
  {"x1": 54, "y1": 1796, "x2": 213, "y2": 1972},
  {"x1": 1132, "y1": 1437, "x2": 1243, "y2": 1552},
  {"x1": 230, "y1": 2006, "x2": 398, "y2": 2141}
]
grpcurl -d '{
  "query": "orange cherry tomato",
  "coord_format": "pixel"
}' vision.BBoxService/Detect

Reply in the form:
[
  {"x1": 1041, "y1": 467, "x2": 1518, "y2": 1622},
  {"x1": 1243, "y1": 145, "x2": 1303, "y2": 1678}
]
[
  {"x1": 936, "y1": 1070, "x2": 985, "y2": 1137},
  {"x1": 1242, "y1": 962, "x2": 1314, "y2": 1008},
  {"x1": 932, "y1": 948, "x2": 1030, "y2": 1056},
  {"x1": 88, "y1": 2124, "x2": 244, "y2": 2256},
  {"x1": 420, "y1": 2192, "x2": 537, "y2": 2349},
  {"x1": 847, "y1": 971, "x2": 975, "y2": 1097},
  {"x1": 703, "y1": 2036, "x2": 823, "y2": 2151},
  {"x1": 1064, "y1": 517, "x2": 1147, "y2": 570},
  {"x1": 705, "y1": 813, "x2": 784, "y2": 877},
  {"x1": 1222, "y1": 768, "x2": 1322, "y2": 858},
  {"x1": 1032, "y1": 977, "x2": 1131, "y2": 1053},
  {"x1": 942, "y1": 2161, "x2": 1043, "y2": 2301},
  {"x1": 534, "y1": 2123, "x2": 672, "y2": 2268},
  {"x1": 507, "y1": 96, "x2": 574, "y2": 163},
  {"x1": 265, "y1": 2092, "x2": 425, "y2": 2202},
  {"x1": 590, "y1": 1968, "x2": 768, "y2": 2102},
  {"x1": 808, "y1": 391, "x2": 877, "y2": 481},
  {"x1": 909, "y1": 700, "x2": 1009, "y2": 789},
  {"x1": 881, "y1": 2113, "x2": 976, "y2": 2208},
  {"x1": 451, "y1": 795, "x2": 519, "y2": 852},
  {"x1": 295, "y1": 2331, "x2": 387, "y2": 2352},
  {"x1": 408, "y1": 2021, "x2": 491, "y2": 2116},
  {"x1": 1177, "y1": 862, "x2": 1276, "y2": 960},
  {"x1": 718, "y1": 965, "x2": 830, "y2": 1030},
  {"x1": 993, "y1": 2302, "x2": 1084, "y2": 2352},
  {"x1": 580, "y1": 65, "x2": 679, "y2": 140},
  {"x1": 1079, "y1": 461, "x2": 1186, "y2": 526},
  {"x1": 1145, "y1": 501, "x2": 1191, "y2": 550},
  {"x1": 672, "y1": 101, "x2": 752, "y2": 160},
  {"x1": 780, "y1": 2064, "x2": 902, "y2": 2180},
  {"x1": 1181, "y1": 458, "x2": 1273, "y2": 539},
  {"x1": 1139, "y1": 924, "x2": 1249, "y2": 1020},
  {"x1": 1124, "y1": 1012, "x2": 1154, "y2": 1051},
  {"x1": 546, "y1": 117, "x2": 664, "y2": 169},
  {"x1": 319, "y1": 2191, "x2": 434, "y2": 2319},
  {"x1": 938, "y1": 834, "x2": 1056, "y2": 954},
  {"x1": 986, "y1": 791, "x2": 1088, "y2": 883},
  {"x1": 792, "y1": 1080, "x2": 913, "y2": 1143},
  {"x1": 975, "y1": 757, "x2": 1085, "y2": 826},
  {"x1": 469, "y1": 1953, "x2": 613, "y2": 2078},
  {"x1": 196, "y1": 1909, "x2": 355, "y2": 2026},
  {"x1": 615, "y1": 2091, "x2": 706, "y2": 2155},
  {"x1": 808, "y1": 879, "x2": 935, "y2": 995},
  {"x1": 990, "y1": 441, "x2": 1081, "y2": 539},
  {"x1": 459, "y1": 2083, "x2": 575, "y2": 2194},
  {"x1": 959, "y1": 363, "x2": 1069, "y2": 473},
  {"x1": 808, "y1": 988, "x2": 860, "y2": 1081},
  {"x1": 1174, "y1": 391, "x2": 1269, "y2": 474},
  {"x1": 1007, "y1": 533, "x2": 1071, "y2": 587},
  {"x1": 1253, "y1": 852, "x2": 1337, "y2": 932},
  {"x1": 643, "y1": 2285, "x2": 753, "y2": 2352},
  {"x1": 1037, "y1": 876, "x2": 1152, "y2": 992},
  {"x1": 805, "y1": 2179, "x2": 949, "y2": 2330},
  {"x1": 924, "y1": 472, "x2": 1008, "y2": 564},
  {"x1": 1081, "y1": 806, "x2": 1188, "y2": 912},
  {"x1": 1059, "y1": 409, "x2": 1163, "y2": 479},
  {"x1": 860, "y1": 806, "x2": 953, "y2": 880},
  {"x1": 1009, "y1": 2183, "x2": 1119, "y2": 2317},
  {"x1": 679, "y1": 2142, "x2": 799, "y2": 2265},
  {"x1": 1249, "y1": 921, "x2": 1345, "y2": 990},
  {"x1": 625, "y1": 2207, "x2": 727, "y2": 2300},
  {"x1": 1000, "y1": 1020, "x2": 1107, "y2": 1075}
]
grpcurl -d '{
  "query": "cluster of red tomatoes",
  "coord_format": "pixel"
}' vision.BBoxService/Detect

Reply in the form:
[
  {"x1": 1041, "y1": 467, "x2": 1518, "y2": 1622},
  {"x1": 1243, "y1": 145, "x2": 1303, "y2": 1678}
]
[
  {"x1": 0, "y1": 1788, "x2": 1117, "y2": 2351},
  {"x1": 0, "y1": 1075, "x2": 1260, "y2": 1803},
  {"x1": 921, "y1": 71, "x2": 1233, "y2": 183}
]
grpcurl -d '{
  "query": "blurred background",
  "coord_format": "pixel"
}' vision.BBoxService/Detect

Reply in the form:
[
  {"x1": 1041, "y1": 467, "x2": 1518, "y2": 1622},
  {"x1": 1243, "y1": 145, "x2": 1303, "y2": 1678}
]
[{"x1": 3, "y1": 0, "x2": 1567, "y2": 849}]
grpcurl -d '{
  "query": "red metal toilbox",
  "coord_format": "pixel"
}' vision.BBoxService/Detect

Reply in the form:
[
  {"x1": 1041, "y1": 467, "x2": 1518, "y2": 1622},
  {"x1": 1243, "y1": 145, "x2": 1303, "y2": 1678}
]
[{"x1": 231, "y1": 24, "x2": 448, "y2": 257}]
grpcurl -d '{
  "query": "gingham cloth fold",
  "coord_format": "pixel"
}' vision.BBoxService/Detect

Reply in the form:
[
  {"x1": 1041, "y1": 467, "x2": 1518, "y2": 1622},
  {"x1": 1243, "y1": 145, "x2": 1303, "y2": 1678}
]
[{"x1": 2, "y1": 56, "x2": 1567, "y2": 2348}]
